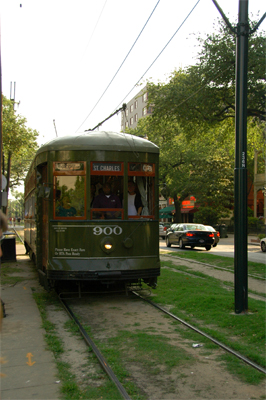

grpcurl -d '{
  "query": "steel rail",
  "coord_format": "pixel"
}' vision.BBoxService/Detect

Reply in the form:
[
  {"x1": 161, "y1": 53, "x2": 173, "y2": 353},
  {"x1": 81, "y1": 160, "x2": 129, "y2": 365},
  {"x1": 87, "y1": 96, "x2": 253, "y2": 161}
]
[
  {"x1": 132, "y1": 291, "x2": 266, "y2": 375},
  {"x1": 60, "y1": 298, "x2": 132, "y2": 400}
]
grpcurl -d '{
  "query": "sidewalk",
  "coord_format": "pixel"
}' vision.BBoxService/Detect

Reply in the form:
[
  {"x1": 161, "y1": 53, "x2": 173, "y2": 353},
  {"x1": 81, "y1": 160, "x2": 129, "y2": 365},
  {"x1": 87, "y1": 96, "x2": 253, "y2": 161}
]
[
  {"x1": 0, "y1": 245, "x2": 61, "y2": 400},
  {"x1": 221, "y1": 233, "x2": 262, "y2": 246}
]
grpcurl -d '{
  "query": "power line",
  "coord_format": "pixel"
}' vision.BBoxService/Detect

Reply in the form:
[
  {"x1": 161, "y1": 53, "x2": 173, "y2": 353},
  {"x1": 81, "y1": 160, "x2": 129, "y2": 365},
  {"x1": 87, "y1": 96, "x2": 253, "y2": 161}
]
[
  {"x1": 75, "y1": 0, "x2": 161, "y2": 132},
  {"x1": 113, "y1": 0, "x2": 201, "y2": 113},
  {"x1": 81, "y1": 0, "x2": 108, "y2": 58}
]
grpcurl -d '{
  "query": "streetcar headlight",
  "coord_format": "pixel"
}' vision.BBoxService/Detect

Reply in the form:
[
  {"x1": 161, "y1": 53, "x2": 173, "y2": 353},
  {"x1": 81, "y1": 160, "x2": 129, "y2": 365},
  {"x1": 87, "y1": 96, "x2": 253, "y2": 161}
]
[{"x1": 100, "y1": 237, "x2": 115, "y2": 254}]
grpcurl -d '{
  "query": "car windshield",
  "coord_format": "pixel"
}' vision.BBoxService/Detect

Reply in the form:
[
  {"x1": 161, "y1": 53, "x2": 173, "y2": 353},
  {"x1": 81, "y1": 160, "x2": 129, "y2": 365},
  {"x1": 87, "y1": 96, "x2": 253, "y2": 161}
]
[{"x1": 204, "y1": 226, "x2": 215, "y2": 232}]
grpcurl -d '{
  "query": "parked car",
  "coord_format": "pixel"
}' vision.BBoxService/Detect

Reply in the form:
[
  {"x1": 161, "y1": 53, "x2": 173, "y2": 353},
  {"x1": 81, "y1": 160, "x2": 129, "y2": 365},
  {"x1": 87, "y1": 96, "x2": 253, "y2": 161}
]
[
  {"x1": 165, "y1": 223, "x2": 216, "y2": 251},
  {"x1": 261, "y1": 238, "x2": 266, "y2": 252},
  {"x1": 159, "y1": 223, "x2": 171, "y2": 239},
  {"x1": 204, "y1": 226, "x2": 220, "y2": 247}
]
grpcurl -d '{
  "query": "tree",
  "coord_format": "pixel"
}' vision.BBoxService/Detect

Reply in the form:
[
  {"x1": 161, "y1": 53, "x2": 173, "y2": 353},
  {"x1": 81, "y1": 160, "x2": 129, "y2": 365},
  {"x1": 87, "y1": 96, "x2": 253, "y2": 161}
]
[
  {"x1": 130, "y1": 18, "x2": 265, "y2": 222},
  {"x1": 2, "y1": 96, "x2": 39, "y2": 210},
  {"x1": 9, "y1": 190, "x2": 24, "y2": 220},
  {"x1": 147, "y1": 19, "x2": 265, "y2": 131},
  {"x1": 130, "y1": 113, "x2": 235, "y2": 222}
]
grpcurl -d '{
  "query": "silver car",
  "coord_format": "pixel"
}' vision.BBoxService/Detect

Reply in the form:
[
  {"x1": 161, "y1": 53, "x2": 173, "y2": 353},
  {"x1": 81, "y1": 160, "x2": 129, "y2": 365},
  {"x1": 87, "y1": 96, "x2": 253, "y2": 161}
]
[{"x1": 159, "y1": 223, "x2": 171, "y2": 239}]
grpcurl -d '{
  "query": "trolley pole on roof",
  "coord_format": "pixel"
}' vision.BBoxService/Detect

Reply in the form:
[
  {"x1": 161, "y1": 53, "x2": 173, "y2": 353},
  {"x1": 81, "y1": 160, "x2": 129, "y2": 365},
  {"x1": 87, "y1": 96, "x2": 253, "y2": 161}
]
[{"x1": 213, "y1": 0, "x2": 266, "y2": 314}]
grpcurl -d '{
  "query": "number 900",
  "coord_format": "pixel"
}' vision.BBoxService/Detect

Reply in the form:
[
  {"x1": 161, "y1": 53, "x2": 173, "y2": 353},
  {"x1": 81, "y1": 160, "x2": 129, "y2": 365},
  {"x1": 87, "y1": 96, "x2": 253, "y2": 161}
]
[{"x1": 93, "y1": 226, "x2": 122, "y2": 236}]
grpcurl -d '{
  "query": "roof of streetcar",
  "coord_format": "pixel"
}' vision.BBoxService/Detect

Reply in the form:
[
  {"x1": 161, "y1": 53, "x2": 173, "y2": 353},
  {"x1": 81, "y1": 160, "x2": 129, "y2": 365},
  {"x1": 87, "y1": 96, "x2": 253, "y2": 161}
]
[{"x1": 36, "y1": 131, "x2": 159, "y2": 155}]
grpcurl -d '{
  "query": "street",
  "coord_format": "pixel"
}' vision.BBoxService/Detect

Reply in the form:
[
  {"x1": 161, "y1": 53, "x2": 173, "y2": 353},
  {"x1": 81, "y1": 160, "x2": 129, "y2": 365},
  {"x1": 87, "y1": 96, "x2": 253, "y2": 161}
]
[
  {"x1": 160, "y1": 234, "x2": 266, "y2": 264},
  {"x1": 11, "y1": 226, "x2": 266, "y2": 264}
]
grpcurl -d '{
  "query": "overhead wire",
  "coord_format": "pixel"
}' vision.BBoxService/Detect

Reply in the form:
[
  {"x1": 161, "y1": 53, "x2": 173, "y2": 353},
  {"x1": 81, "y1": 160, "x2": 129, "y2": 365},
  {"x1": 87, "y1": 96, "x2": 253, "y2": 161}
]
[
  {"x1": 113, "y1": 0, "x2": 201, "y2": 113},
  {"x1": 75, "y1": 0, "x2": 161, "y2": 133},
  {"x1": 80, "y1": 0, "x2": 108, "y2": 60},
  {"x1": 81, "y1": 0, "x2": 109, "y2": 58}
]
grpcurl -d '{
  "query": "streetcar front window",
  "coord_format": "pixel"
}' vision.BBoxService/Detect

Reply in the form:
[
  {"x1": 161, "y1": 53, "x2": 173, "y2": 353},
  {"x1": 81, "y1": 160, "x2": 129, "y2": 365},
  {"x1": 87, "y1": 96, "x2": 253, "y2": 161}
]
[
  {"x1": 90, "y1": 162, "x2": 156, "y2": 220},
  {"x1": 55, "y1": 176, "x2": 85, "y2": 217},
  {"x1": 128, "y1": 163, "x2": 156, "y2": 220},
  {"x1": 90, "y1": 162, "x2": 124, "y2": 220},
  {"x1": 53, "y1": 162, "x2": 86, "y2": 219}
]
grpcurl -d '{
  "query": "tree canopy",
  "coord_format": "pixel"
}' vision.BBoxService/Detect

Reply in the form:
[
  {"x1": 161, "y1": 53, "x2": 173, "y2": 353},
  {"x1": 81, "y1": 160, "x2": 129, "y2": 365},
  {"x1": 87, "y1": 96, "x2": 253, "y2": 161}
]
[
  {"x1": 2, "y1": 96, "x2": 39, "y2": 204},
  {"x1": 129, "y1": 18, "x2": 265, "y2": 225},
  {"x1": 147, "y1": 19, "x2": 265, "y2": 132}
]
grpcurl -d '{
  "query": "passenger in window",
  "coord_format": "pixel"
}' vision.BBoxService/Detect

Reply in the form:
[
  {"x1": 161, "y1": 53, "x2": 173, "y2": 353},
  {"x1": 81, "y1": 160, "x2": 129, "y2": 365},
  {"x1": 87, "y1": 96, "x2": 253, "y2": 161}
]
[
  {"x1": 127, "y1": 181, "x2": 143, "y2": 216},
  {"x1": 90, "y1": 184, "x2": 96, "y2": 207},
  {"x1": 93, "y1": 182, "x2": 121, "y2": 219},
  {"x1": 56, "y1": 195, "x2": 77, "y2": 217}
]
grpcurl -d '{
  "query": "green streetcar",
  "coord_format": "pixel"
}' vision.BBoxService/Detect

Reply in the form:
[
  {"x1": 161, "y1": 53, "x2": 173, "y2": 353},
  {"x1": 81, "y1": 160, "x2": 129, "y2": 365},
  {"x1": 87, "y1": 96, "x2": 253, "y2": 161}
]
[{"x1": 24, "y1": 131, "x2": 160, "y2": 290}]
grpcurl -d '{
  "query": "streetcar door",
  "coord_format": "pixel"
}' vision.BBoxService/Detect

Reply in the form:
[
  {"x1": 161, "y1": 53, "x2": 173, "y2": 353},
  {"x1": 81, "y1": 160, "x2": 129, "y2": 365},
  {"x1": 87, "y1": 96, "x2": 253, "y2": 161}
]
[{"x1": 41, "y1": 164, "x2": 48, "y2": 269}]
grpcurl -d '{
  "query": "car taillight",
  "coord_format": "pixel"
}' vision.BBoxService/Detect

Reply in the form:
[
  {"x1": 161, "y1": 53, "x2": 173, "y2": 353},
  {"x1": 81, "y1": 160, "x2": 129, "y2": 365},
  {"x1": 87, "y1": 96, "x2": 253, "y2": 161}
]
[
  {"x1": 208, "y1": 233, "x2": 215, "y2": 238},
  {"x1": 164, "y1": 227, "x2": 167, "y2": 231},
  {"x1": 216, "y1": 232, "x2": 220, "y2": 237},
  {"x1": 186, "y1": 232, "x2": 194, "y2": 237}
]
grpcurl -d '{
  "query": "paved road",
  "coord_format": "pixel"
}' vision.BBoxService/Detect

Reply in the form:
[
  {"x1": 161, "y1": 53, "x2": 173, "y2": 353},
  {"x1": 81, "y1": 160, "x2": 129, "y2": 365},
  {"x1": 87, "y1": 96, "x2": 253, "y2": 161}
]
[
  {"x1": 12, "y1": 226, "x2": 266, "y2": 264},
  {"x1": 160, "y1": 235, "x2": 266, "y2": 264}
]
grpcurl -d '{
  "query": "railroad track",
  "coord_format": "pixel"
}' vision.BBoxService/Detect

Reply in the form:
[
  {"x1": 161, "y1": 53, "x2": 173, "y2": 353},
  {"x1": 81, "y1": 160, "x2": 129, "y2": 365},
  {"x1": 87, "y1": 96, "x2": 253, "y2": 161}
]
[
  {"x1": 131, "y1": 289, "x2": 266, "y2": 375},
  {"x1": 60, "y1": 296, "x2": 132, "y2": 400},
  {"x1": 57, "y1": 286, "x2": 265, "y2": 400}
]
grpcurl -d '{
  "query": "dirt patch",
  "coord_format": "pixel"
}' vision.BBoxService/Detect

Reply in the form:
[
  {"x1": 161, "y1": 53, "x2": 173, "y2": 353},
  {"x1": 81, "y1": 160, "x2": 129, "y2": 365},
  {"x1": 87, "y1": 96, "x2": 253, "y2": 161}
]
[{"x1": 48, "y1": 292, "x2": 265, "y2": 400}]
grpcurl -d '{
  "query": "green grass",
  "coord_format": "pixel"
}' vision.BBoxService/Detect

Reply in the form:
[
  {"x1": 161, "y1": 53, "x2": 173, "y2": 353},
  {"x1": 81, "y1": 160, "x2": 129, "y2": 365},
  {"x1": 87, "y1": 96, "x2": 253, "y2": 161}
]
[
  {"x1": 161, "y1": 250, "x2": 266, "y2": 279},
  {"x1": 3, "y1": 253, "x2": 265, "y2": 396},
  {"x1": 33, "y1": 291, "x2": 141, "y2": 400},
  {"x1": 33, "y1": 292, "x2": 85, "y2": 399},
  {"x1": 86, "y1": 329, "x2": 194, "y2": 400},
  {"x1": 149, "y1": 263, "x2": 265, "y2": 384},
  {"x1": 0, "y1": 264, "x2": 25, "y2": 285}
]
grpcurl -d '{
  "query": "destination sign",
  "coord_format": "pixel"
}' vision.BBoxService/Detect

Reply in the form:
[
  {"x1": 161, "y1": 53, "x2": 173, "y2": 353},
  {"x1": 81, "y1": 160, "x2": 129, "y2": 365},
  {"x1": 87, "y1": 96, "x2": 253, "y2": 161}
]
[
  {"x1": 55, "y1": 162, "x2": 84, "y2": 171},
  {"x1": 92, "y1": 163, "x2": 121, "y2": 172}
]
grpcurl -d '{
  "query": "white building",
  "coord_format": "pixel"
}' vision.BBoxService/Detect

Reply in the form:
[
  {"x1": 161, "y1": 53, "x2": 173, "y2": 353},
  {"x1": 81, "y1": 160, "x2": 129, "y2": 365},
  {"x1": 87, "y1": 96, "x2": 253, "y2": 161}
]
[{"x1": 121, "y1": 86, "x2": 152, "y2": 131}]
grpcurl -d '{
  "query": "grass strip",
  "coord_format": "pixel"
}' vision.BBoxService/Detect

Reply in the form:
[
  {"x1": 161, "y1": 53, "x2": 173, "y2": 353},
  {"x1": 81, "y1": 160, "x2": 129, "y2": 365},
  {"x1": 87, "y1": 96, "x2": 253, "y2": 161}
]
[
  {"x1": 150, "y1": 263, "x2": 265, "y2": 384},
  {"x1": 87, "y1": 329, "x2": 194, "y2": 400},
  {"x1": 161, "y1": 250, "x2": 265, "y2": 279},
  {"x1": 33, "y1": 291, "x2": 85, "y2": 399},
  {"x1": 33, "y1": 291, "x2": 140, "y2": 400}
]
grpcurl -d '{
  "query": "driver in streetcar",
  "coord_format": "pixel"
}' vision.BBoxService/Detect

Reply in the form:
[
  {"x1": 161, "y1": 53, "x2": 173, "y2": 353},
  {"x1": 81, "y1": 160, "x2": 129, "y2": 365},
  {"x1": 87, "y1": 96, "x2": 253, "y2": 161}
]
[{"x1": 92, "y1": 182, "x2": 121, "y2": 219}]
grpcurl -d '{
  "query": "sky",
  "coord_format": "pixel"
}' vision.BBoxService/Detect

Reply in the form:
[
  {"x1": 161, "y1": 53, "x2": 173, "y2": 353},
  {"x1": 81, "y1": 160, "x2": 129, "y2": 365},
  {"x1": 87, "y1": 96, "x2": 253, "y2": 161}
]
[{"x1": 1, "y1": 0, "x2": 265, "y2": 150}]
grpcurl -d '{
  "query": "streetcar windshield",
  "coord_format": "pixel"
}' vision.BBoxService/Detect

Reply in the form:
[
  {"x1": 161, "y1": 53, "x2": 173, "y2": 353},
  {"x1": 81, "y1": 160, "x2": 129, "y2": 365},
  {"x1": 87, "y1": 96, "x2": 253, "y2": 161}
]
[
  {"x1": 53, "y1": 161, "x2": 156, "y2": 220},
  {"x1": 90, "y1": 163, "x2": 124, "y2": 220},
  {"x1": 90, "y1": 161, "x2": 155, "y2": 220},
  {"x1": 53, "y1": 162, "x2": 86, "y2": 219},
  {"x1": 55, "y1": 176, "x2": 85, "y2": 217}
]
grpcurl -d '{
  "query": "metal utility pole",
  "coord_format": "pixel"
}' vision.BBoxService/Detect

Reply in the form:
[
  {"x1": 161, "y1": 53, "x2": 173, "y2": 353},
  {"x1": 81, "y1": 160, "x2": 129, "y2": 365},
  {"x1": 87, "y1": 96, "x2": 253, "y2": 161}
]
[
  {"x1": 212, "y1": 0, "x2": 266, "y2": 314},
  {"x1": 10, "y1": 82, "x2": 16, "y2": 110},
  {"x1": 234, "y1": 0, "x2": 249, "y2": 314}
]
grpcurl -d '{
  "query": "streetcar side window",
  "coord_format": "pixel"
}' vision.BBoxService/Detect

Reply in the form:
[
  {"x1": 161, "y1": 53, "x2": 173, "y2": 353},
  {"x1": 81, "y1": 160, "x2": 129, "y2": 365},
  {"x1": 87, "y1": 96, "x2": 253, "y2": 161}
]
[
  {"x1": 53, "y1": 162, "x2": 86, "y2": 219},
  {"x1": 25, "y1": 192, "x2": 35, "y2": 219}
]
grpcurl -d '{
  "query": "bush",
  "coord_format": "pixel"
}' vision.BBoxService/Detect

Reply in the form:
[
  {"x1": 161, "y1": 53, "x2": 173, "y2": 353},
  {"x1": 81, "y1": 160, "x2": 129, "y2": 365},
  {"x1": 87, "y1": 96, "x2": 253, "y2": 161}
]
[{"x1": 194, "y1": 206, "x2": 229, "y2": 226}]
